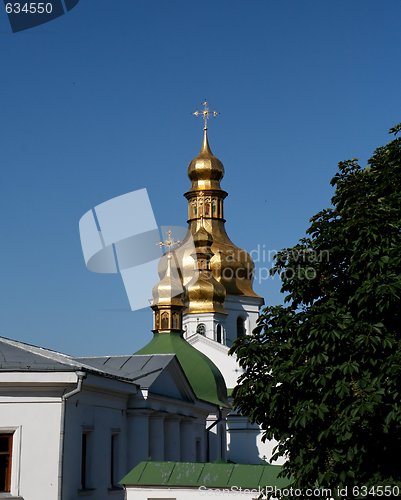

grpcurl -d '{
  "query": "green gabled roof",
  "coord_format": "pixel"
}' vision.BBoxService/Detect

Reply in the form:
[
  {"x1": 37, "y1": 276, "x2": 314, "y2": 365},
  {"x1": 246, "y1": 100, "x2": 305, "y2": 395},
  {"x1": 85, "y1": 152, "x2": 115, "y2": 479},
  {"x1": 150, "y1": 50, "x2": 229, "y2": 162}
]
[
  {"x1": 135, "y1": 332, "x2": 228, "y2": 407},
  {"x1": 120, "y1": 461, "x2": 291, "y2": 489}
]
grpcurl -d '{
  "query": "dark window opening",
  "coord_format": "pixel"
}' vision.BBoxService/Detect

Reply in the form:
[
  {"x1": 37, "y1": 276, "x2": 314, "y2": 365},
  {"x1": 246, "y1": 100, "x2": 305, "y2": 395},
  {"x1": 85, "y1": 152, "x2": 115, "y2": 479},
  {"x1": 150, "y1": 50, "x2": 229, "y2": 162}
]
[
  {"x1": 0, "y1": 433, "x2": 13, "y2": 493},
  {"x1": 196, "y1": 323, "x2": 206, "y2": 335},
  {"x1": 81, "y1": 431, "x2": 92, "y2": 490},
  {"x1": 237, "y1": 317, "x2": 246, "y2": 338},
  {"x1": 110, "y1": 434, "x2": 119, "y2": 488},
  {"x1": 81, "y1": 433, "x2": 87, "y2": 489},
  {"x1": 195, "y1": 438, "x2": 201, "y2": 462},
  {"x1": 216, "y1": 324, "x2": 222, "y2": 344}
]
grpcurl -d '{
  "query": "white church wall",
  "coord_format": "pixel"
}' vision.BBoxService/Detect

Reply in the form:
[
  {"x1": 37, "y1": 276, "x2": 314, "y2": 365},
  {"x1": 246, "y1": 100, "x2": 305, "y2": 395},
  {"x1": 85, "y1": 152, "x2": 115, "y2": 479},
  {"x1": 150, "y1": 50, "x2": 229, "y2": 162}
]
[
  {"x1": 127, "y1": 389, "x2": 212, "y2": 468},
  {"x1": 62, "y1": 374, "x2": 134, "y2": 500},
  {"x1": 186, "y1": 335, "x2": 240, "y2": 390},
  {"x1": 183, "y1": 296, "x2": 284, "y2": 467},
  {"x1": 227, "y1": 414, "x2": 285, "y2": 466},
  {"x1": 0, "y1": 399, "x2": 62, "y2": 499},
  {"x1": 223, "y1": 295, "x2": 262, "y2": 347},
  {"x1": 0, "y1": 371, "x2": 78, "y2": 500},
  {"x1": 183, "y1": 312, "x2": 226, "y2": 343},
  {"x1": 125, "y1": 486, "x2": 264, "y2": 500}
]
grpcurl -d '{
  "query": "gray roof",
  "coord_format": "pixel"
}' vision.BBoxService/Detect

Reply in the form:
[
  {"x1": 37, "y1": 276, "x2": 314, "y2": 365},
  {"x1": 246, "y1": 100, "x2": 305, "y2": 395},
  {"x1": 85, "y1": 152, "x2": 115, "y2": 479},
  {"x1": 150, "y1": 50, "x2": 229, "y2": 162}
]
[
  {"x1": 75, "y1": 354, "x2": 177, "y2": 388},
  {"x1": 0, "y1": 336, "x2": 83, "y2": 372},
  {"x1": 0, "y1": 336, "x2": 178, "y2": 389}
]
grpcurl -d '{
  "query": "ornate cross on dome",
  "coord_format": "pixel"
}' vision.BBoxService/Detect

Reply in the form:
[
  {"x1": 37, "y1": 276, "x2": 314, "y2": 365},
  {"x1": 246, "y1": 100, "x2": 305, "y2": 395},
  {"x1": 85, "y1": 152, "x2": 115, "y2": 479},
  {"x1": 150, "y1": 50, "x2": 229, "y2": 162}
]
[
  {"x1": 193, "y1": 101, "x2": 219, "y2": 130},
  {"x1": 157, "y1": 229, "x2": 180, "y2": 254}
]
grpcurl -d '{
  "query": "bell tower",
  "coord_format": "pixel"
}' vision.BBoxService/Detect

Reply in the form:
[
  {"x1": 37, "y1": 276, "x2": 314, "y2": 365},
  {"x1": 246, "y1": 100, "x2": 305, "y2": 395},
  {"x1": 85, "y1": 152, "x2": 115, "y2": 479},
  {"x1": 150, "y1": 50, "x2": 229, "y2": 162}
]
[{"x1": 176, "y1": 102, "x2": 264, "y2": 347}]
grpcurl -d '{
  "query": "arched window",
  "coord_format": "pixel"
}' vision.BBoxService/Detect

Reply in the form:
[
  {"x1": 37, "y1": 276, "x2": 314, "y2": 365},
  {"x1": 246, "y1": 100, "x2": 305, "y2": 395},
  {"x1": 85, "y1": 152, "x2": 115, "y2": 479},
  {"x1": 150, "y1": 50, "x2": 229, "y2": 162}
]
[
  {"x1": 172, "y1": 312, "x2": 180, "y2": 330},
  {"x1": 237, "y1": 317, "x2": 246, "y2": 338},
  {"x1": 161, "y1": 312, "x2": 169, "y2": 329},
  {"x1": 154, "y1": 312, "x2": 160, "y2": 330},
  {"x1": 216, "y1": 324, "x2": 222, "y2": 344},
  {"x1": 196, "y1": 323, "x2": 206, "y2": 336}
]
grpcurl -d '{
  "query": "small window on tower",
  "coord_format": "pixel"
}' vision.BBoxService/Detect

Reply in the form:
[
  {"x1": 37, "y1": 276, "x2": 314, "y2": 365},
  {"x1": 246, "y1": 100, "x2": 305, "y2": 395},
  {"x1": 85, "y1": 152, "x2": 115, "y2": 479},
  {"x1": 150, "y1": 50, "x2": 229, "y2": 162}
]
[
  {"x1": 161, "y1": 312, "x2": 169, "y2": 329},
  {"x1": 237, "y1": 317, "x2": 246, "y2": 338},
  {"x1": 154, "y1": 312, "x2": 160, "y2": 330},
  {"x1": 196, "y1": 323, "x2": 206, "y2": 335},
  {"x1": 172, "y1": 312, "x2": 180, "y2": 330},
  {"x1": 216, "y1": 324, "x2": 222, "y2": 343}
]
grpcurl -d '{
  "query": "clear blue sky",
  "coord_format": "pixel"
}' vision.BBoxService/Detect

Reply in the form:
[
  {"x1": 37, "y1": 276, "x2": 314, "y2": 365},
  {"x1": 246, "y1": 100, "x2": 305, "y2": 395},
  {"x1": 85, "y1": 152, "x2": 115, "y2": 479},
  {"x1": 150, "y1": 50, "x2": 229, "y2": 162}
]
[{"x1": 0, "y1": 0, "x2": 400, "y2": 355}]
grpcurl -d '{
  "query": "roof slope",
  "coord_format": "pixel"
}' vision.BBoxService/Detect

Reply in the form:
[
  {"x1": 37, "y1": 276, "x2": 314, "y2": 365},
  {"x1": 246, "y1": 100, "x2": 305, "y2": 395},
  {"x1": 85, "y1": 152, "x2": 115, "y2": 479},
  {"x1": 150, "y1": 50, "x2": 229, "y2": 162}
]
[
  {"x1": 120, "y1": 461, "x2": 290, "y2": 489},
  {"x1": 135, "y1": 332, "x2": 228, "y2": 407},
  {"x1": 76, "y1": 354, "x2": 178, "y2": 388},
  {"x1": 0, "y1": 336, "x2": 83, "y2": 372},
  {"x1": 0, "y1": 336, "x2": 135, "y2": 384},
  {"x1": 0, "y1": 337, "x2": 196, "y2": 399}
]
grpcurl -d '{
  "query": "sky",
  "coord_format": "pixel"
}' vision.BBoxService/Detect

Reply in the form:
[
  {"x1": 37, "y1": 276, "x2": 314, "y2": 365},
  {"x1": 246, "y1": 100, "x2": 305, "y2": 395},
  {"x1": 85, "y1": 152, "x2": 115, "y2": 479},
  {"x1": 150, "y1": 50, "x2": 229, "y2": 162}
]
[{"x1": 0, "y1": 0, "x2": 400, "y2": 355}]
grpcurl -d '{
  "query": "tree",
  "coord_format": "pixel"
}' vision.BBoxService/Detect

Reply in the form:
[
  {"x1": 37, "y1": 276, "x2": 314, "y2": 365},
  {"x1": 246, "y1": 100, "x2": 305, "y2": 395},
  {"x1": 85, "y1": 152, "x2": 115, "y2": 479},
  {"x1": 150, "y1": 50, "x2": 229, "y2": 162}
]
[{"x1": 231, "y1": 124, "x2": 401, "y2": 495}]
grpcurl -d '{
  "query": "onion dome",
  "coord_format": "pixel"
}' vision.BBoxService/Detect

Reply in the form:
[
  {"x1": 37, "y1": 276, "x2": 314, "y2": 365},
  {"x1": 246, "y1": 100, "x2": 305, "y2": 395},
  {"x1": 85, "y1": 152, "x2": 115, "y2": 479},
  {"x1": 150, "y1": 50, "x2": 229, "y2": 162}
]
[
  {"x1": 151, "y1": 253, "x2": 185, "y2": 333},
  {"x1": 187, "y1": 129, "x2": 225, "y2": 191},
  {"x1": 152, "y1": 253, "x2": 184, "y2": 309},
  {"x1": 185, "y1": 223, "x2": 226, "y2": 315}
]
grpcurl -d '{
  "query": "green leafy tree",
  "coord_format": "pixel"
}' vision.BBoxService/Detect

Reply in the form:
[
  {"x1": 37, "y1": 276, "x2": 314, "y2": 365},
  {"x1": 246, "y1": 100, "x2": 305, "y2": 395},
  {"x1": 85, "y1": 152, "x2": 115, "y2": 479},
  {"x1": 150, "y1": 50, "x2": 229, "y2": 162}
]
[{"x1": 231, "y1": 124, "x2": 401, "y2": 495}]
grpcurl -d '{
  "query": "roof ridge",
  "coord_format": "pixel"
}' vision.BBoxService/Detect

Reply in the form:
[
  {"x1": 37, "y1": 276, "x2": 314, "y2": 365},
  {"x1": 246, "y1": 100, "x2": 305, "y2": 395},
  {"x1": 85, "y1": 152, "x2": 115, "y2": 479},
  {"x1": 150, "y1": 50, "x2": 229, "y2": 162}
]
[
  {"x1": 0, "y1": 335, "x2": 72, "y2": 357},
  {"x1": 0, "y1": 336, "x2": 80, "y2": 368},
  {"x1": 0, "y1": 337, "x2": 135, "y2": 382}
]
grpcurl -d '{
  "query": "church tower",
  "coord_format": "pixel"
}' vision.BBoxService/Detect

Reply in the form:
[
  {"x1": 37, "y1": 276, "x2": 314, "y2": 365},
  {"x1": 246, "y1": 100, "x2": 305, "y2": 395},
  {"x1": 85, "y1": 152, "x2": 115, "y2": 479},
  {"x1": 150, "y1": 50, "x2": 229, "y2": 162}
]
[{"x1": 175, "y1": 102, "x2": 264, "y2": 348}]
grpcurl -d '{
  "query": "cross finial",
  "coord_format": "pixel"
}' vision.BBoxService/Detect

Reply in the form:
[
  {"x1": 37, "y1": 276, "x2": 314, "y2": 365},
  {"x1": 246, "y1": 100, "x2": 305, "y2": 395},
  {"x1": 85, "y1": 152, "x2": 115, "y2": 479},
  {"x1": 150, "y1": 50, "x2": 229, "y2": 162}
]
[
  {"x1": 193, "y1": 101, "x2": 219, "y2": 130},
  {"x1": 157, "y1": 229, "x2": 180, "y2": 254}
]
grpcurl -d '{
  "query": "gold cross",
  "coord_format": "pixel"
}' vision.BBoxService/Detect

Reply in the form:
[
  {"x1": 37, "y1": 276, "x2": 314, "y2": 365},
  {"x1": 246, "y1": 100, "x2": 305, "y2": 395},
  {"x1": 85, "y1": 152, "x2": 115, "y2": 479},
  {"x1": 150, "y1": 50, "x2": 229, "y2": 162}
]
[
  {"x1": 157, "y1": 229, "x2": 180, "y2": 253},
  {"x1": 193, "y1": 101, "x2": 219, "y2": 130}
]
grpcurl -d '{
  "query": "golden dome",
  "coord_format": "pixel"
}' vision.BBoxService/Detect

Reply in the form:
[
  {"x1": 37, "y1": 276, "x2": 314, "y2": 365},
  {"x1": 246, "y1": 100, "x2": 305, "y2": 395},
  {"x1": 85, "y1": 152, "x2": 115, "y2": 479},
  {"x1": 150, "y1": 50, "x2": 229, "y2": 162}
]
[
  {"x1": 187, "y1": 129, "x2": 225, "y2": 192},
  {"x1": 152, "y1": 253, "x2": 184, "y2": 308},
  {"x1": 151, "y1": 252, "x2": 185, "y2": 333},
  {"x1": 185, "y1": 224, "x2": 226, "y2": 315}
]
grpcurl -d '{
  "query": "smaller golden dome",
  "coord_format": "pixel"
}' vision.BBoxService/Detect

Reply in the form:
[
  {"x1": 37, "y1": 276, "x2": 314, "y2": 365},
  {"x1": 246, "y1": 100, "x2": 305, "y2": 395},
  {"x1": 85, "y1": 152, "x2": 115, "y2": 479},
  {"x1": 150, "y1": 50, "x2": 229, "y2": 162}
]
[
  {"x1": 193, "y1": 223, "x2": 213, "y2": 249},
  {"x1": 185, "y1": 223, "x2": 226, "y2": 315},
  {"x1": 187, "y1": 129, "x2": 225, "y2": 191},
  {"x1": 152, "y1": 253, "x2": 184, "y2": 308}
]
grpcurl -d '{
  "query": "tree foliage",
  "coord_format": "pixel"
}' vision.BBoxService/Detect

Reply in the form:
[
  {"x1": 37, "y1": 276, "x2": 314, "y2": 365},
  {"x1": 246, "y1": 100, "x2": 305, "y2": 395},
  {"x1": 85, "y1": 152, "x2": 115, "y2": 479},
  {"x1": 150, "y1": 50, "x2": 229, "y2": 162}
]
[{"x1": 231, "y1": 125, "x2": 401, "y2": 494}]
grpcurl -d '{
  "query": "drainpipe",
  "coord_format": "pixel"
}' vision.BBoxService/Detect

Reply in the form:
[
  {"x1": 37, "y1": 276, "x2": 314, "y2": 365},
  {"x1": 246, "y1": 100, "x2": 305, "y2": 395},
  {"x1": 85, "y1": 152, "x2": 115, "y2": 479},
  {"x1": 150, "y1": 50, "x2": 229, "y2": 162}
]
[
  {"x1": 206, "y1": 407, "x2": 223, "y2": 462},
  {"x1": 58, "y1": 371, "x2": 86, "y2": 500}
]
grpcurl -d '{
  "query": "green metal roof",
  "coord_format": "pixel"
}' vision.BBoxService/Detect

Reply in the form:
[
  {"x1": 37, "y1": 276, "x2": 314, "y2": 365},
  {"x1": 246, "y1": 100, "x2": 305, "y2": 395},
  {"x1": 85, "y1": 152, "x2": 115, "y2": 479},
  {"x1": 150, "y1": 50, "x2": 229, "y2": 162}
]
[
  {"x1": 120, "y1": 461, "x2": 291, "y2": 489},
  {"x1": 135, "y1": 332, "x2": 228, "y2": 407}
]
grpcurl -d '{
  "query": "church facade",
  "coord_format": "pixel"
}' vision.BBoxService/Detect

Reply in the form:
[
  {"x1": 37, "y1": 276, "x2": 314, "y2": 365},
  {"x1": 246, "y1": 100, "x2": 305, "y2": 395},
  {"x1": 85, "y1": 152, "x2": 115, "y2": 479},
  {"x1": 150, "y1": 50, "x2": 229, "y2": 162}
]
[
  {"x1": 0, "y1": 106, "x2": 282, "y2": 499},
  {"x1": 0, "y1": 336, "x2": 224, "y2": 499}
]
